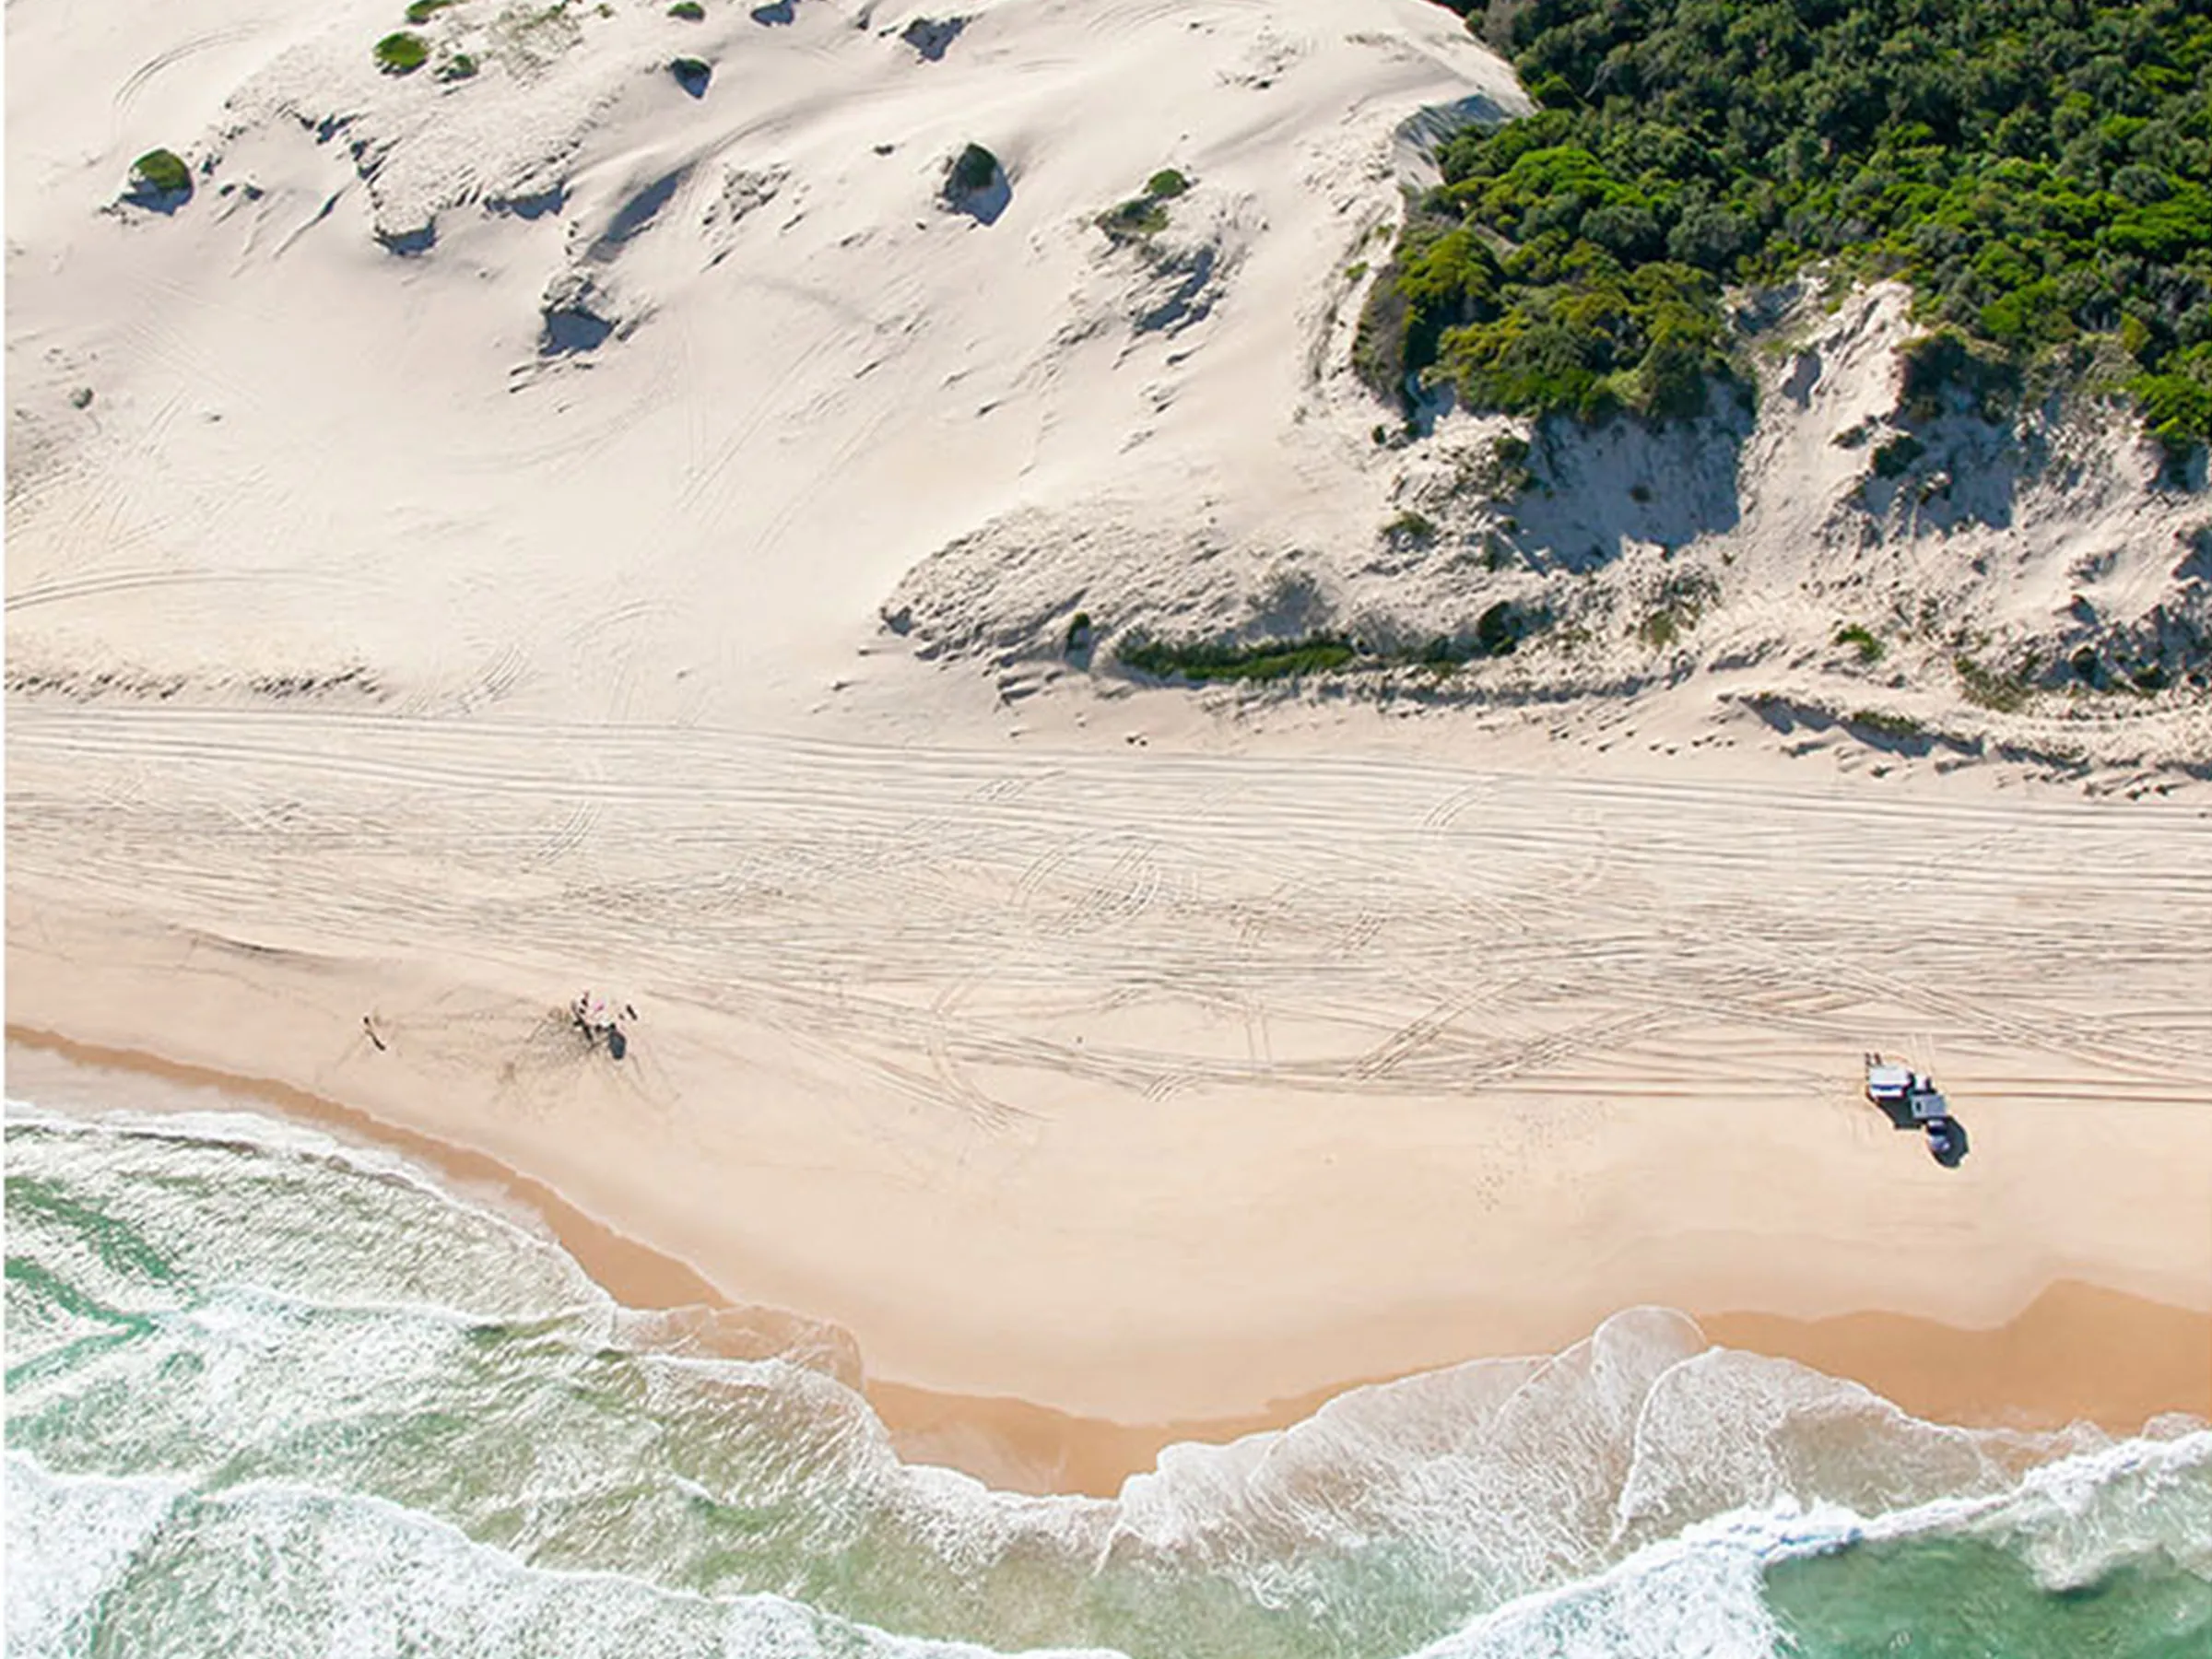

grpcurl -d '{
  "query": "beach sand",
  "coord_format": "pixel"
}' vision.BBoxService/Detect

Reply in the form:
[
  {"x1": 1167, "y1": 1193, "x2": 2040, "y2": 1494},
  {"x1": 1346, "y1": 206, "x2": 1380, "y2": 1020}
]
[
  {"x1": 8, "y1": 858, "x2": 2203, "y2": 1504},
  {"x1": 9, "y1": 0, "x2": 2211, "y2": 1507}
]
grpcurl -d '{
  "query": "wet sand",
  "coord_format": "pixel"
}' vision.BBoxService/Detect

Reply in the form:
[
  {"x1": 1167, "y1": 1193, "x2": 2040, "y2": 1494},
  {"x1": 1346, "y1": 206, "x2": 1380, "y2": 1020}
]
[{"x1": 11, "y1": 1028, "x2": 2205, "y2": 1498}]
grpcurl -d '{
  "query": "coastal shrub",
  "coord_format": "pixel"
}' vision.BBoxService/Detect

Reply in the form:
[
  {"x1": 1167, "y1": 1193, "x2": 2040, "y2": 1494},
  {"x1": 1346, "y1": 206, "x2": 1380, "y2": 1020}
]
[
  {"x1": 405, "y1": 0, "x2": 458, "y2": 21},
  {"x1": 670, "y1": 56, "x2": 712, "y2": 93},
  {"x1": 1383, "y1": 508, "x2": 1438, "y2": 543},
  {"x1": 1475, "y1": 598, "x2": 1525, "y2": 656},
  {"x1": 1371, "y1": 0, "x2": 2212, "y2": 448},
  {"x1": 374, "y1": 31, "x2": 430, "y2": 73},
  {"x1": 1897, "y1": 331, "x2": 2020, "y2": 424},
  {"x1": 129, "y1": 148, "x2": 192, "y2": 197},
  {"x1": 668, "y1": 1, "x2": 704, "y2": 16},
  {"x1": 1870, "y1": 433, "x2": 1925, "y2": 479},
  {"x1": 948, "y1": 143, "x2": 1001, "y2": 196},
  {"x1": 1065, "y1": 611, "x2": 1094, "y2": 655},
  {"x1": 1146, "y1": 169, "x2": 1191, "y2": 201},
  {"x1": 436, "y1": 51, "x2": 478, "y2": 80}
]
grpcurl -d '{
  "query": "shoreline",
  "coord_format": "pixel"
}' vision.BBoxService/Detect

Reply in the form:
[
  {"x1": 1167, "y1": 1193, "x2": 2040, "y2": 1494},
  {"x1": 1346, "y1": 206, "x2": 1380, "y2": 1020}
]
[{"x1": 12, "y1": 1025, "x2": 2207, "y2": 1497}]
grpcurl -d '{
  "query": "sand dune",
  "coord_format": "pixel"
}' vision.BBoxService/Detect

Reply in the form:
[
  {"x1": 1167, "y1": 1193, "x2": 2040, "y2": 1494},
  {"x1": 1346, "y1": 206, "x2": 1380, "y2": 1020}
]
[{"x1": 8, "y1": 0, "x2": 1517, "y2": 728}]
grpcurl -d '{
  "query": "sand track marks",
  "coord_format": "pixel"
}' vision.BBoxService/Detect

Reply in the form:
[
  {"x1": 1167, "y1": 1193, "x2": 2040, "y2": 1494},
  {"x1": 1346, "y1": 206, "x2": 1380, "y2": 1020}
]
[{"x1": 11, "y1": 707, "x2": 2211, "y2": 1128}]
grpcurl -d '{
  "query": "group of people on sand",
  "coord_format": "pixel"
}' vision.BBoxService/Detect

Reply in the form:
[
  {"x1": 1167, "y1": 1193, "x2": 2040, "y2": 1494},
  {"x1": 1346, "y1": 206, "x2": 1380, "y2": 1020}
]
[{"x1": 571, "y1": 991, "x2": 637, "y2": 1060}]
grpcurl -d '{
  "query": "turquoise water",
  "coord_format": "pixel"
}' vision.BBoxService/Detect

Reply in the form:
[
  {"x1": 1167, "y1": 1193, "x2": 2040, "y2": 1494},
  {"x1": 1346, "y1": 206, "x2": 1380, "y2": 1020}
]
[{"x1": 7, "y1": 1100, "x2": 2207, "y2": 1659}]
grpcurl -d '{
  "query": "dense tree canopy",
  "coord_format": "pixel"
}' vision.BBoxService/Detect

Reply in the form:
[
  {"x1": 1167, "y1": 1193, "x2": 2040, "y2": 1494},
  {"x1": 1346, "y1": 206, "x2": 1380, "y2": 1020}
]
[{"x1": 1365, "y1": 0, "x2": 2212, "y2": 451}]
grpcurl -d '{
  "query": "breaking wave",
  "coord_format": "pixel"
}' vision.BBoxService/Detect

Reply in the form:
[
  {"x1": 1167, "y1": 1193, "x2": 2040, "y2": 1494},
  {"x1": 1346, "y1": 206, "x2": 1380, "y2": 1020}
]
[{"x1": 8, "y1": 1100, "x2": 2207, "y2": 1659}]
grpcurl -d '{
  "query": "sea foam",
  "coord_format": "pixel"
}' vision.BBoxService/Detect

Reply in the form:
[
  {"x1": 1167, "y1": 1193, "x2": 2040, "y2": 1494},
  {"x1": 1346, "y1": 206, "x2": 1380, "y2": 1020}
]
[{"x1": 8, "y1": 1098, "x2": 2206, "y2": 1659}]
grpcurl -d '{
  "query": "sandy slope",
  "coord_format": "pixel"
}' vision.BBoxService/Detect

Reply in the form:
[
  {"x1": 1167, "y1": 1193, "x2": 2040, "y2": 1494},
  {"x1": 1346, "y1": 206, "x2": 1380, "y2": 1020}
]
[
  {"x1": 7, "y1": 0, "x2": 1516, "y2": 726},
  {"x1": 7, "y1": 0, "x2": 2211, "y2": 1453}
]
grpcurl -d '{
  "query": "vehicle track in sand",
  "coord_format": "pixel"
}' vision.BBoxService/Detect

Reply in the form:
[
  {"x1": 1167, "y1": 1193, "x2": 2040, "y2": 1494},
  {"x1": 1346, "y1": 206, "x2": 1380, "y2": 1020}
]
[{"x1": 10, "y1": 704, "x2": 2211, "y2": 1125}]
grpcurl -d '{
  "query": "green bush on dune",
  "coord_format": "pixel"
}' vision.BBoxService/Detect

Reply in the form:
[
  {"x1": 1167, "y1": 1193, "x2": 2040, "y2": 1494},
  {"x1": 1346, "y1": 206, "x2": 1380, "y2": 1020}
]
[
  {"x1": 948, "y1": 143, "x2": 1002, "y2": 196},
  {"x1": 129, "y1": 148, "x2": 193, "y2": 197},
  {"x1": 1363, "y1": 0, "x2": 2212, "y2": 453}
]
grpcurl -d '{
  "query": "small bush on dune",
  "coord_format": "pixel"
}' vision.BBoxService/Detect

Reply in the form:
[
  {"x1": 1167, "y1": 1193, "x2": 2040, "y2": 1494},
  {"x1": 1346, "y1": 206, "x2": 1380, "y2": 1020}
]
[
  {"x1": 1098, "y1": 197, "x2": 1167, "y2": 241},
  {"x1": 668, "y1": 1, "x2": 705, "y2": 17},
  {"x1": 405, "y1": 0, "x2": 458, "y2": 22},
  {"x1": 1098, "y1": 167, "x2": 1194, "y2": 242},
  {"x1": 948, "y1": 143, "x2": 1001, "y2": 196},
  {"x1": 1383, "y1": 509, "x2": 1438, "y2": 543},
  {"x1": 129, "y1": 148, "x2": 192, "y2": 197},
  {"x1": 670, "y1": 55, "x2": 712, "y2": 93},
  {"x1": 436, "y1": 51, "x2": 478, "y2": 80},
  {"x1": 375, "y1": 31, "x2": 429, "y2": 74}
]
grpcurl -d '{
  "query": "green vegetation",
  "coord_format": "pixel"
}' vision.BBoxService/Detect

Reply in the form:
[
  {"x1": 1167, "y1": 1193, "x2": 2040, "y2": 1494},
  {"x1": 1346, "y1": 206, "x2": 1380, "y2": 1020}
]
[
  {"x1": 1364, "y1": 0, "x2": 2212, "y2": 452},
  {"x1": 1870, "y1": 432, "x2": 1925, "y2": 478},
  {"x1": 1849, "y1": 708, "x2": 1928, "y2": 740},
  {"x1": 1834, "y1": 623, "x2": 1886, "y2": 664},
  {"x1": 1098, "y1": 168, "x2": 1195, "y2": 242},
  {"x1": 1065, "y1": 611, "x2": 1094, "y2": 655},
  {"x1": 948, "y1": 143, "x2": 1001, "y2": 196},
  {"x1": 1118, "y1": 603, "x2": 1542, "y2": 684},
  {"x1": 668, "y1": 1, "x2": 705, "y2": 17},
  {"x1": 670, "y1": 55, "x2": 711, "y2": 88},
  {"x1": 1119, "y1": 634, "x2": 1359, "y2": 684},
  {"x1": 436, "y1": 51, "x2": 478, "y2": 80},
  {"x1": 1098, "y1": 198, "x2": 1168, "y2": 241},
  {"x1": 1955, "y1": 653, "x2": 2030, "y2": 712},
  {"x1": 405, "y1": 0, "x2": 459, "y2": 22},
  {"x1": 1382, "y1": 508, "x2": 1438, "y2": 542},
  {"x1": 129, "y1": 148, "x2": 192, "y2": 197},
  {"x1": 1637, "y1": 570, "x2": 1716, "y2": 649},
  {"x1": 374, "y1": 30, "x2": 429, "y2": 73}
]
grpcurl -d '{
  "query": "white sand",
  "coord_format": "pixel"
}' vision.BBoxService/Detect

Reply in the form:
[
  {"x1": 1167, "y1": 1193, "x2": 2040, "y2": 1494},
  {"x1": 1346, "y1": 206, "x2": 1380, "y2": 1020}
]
[{"x1": 8, "y1": 0, "x2": 2211, "y2": 1439}]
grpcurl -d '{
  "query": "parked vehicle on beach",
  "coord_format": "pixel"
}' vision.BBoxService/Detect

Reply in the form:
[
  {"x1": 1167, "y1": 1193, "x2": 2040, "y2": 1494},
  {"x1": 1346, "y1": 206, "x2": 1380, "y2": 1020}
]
[{"x1": 1865, "y1": 1053, "x2": 1966, "y2": 1165}]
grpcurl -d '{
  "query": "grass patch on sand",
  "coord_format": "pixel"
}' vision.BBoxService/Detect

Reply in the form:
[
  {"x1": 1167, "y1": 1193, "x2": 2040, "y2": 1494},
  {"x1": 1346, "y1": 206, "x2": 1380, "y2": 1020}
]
[
  {"x1": 1119, "y1": 634, "x2": 1359, "y2": 684},
  {"x1": 1098, "y1": 167, "x2": 1194, "y2": 242},
  {"x1": 1955, "y1": 653, "x2": 2030, "y2": 712},
  {"x1": 1638, "y1": 571, "x2": 1717, "y2": 651},
  {"x1": 1834, "y1": 623, "x2": 1886, "y2": 665},
  {"x1": 1118, "y1": 602, "x2": 1543, "y2": 685},
  {"x1": 406, "y1": 0, "x2": 460, "y2": 22},
  {"x1": 668, "y1": 1, "x2": 704, "y2": 17},
  {"x1": 1848, "y1": 709, "x2": 1927, "y2": 740},
  {"x1": 375, "y1": 31, "x2": 430, "y2": 73}
]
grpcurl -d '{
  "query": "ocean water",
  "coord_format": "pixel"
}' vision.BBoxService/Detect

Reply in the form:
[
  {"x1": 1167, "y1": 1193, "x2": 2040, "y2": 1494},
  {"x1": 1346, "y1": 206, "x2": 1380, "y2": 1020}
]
[{"x1": 7, "y1": 1100, "x2": 2208, "y2": 1659}]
